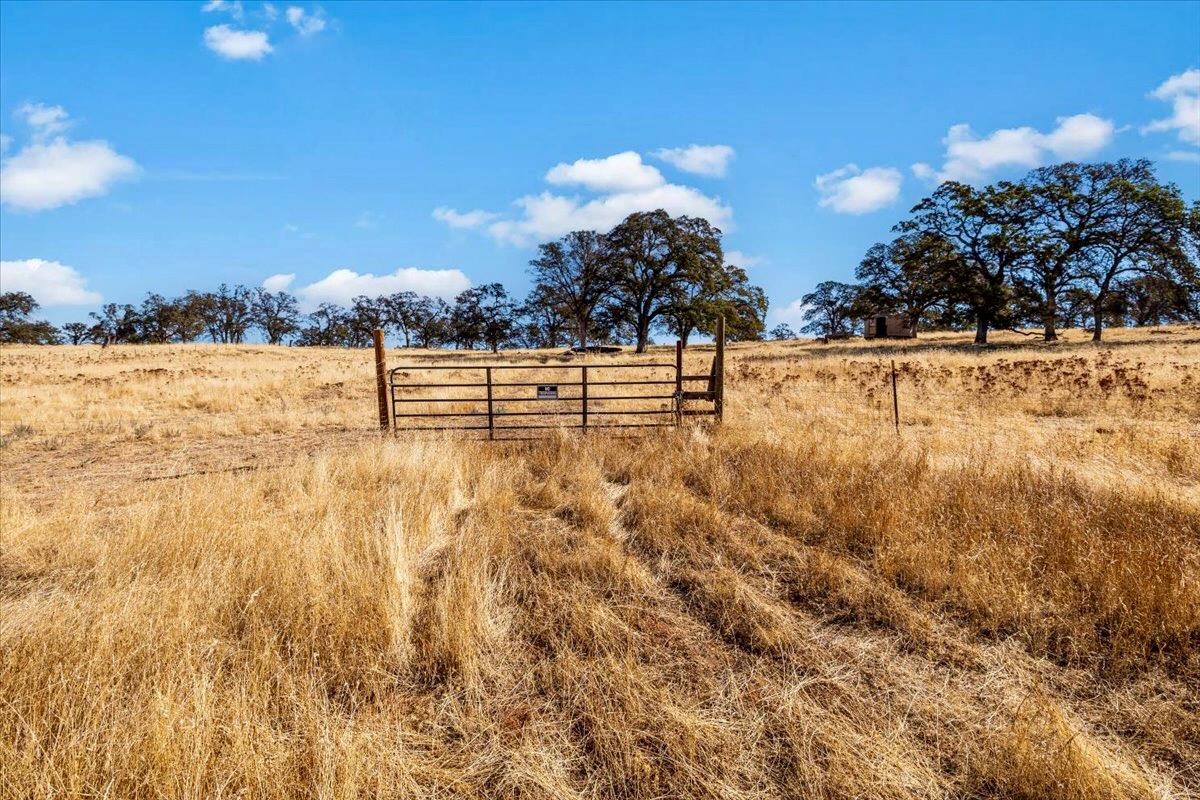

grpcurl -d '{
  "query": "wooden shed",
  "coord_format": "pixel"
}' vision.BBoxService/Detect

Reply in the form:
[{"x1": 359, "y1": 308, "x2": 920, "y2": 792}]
[{"x1": 863, "y1": 314, "x2": 916, "y2": 339}]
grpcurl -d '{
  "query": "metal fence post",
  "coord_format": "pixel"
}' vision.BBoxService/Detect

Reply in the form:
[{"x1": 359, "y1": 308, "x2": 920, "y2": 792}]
[
  {"x1": 373, "y1": 329, "x2": 389, "y2": 431},
  {"x1": 891, "y1": 359, "x2": 899, "y2": 434}
]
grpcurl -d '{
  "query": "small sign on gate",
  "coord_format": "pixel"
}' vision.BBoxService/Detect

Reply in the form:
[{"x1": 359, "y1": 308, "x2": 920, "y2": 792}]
[{"x1": 536, "y1": 384, "x2": 558, "y2": 400}]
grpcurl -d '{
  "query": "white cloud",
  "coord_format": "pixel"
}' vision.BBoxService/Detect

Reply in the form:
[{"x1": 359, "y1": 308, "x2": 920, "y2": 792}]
[
  {"x1": 0, "y1": 134, "x2": 11, "y2": 153},
  {"x1": 1142, "y1": 68, "x2": 1200, "y2": 147},
  {"x1": 1167, "y1": 150, "x2": 1200, "y2": 163},
  {"x1": 652, "y1": 144, "x2": 735, "y2": 177},
  {"x1": 487, "y1": 183, "x2": 732, "y2": 246},
  {"x1": 436, "y1": 150, "x2": 733, "y2": 247},
  {"x1": 1, "y1": 139, "x2": 138, "y2": 211},
  {"x1": 16, "y1": 102, "x2": 71, "y2": 139},
  {"x1": 354, "y1": 211, "x2": 380, "y2": 229},
  {"x1": 814, "y1": 164, "x2": 902, "y2": 214},
  {"x1": 2, "y1": 103, "x2": 138, "y2": 212},
  {"x1": 940, "y1": 124, "x2": 1042, "y2": 180},
  {"x1": 286, "y1": 6, "x2": 326, "y2": 36},
  {"x1": 910, "y1": 162, "x2": 935, "y2": 180},
  {"x1": 724, "y1": 250, "x2": 761, "y2": 267},
  {"x1": 1039, "y1": 114, "x2": 1116, "y2": 158},
  {"x1": 1151, "y1": 68, "x2": 1200, "y2": 99},
  {"x1": 262, "y1": 273, "x2": 296, "y2": 292},
  {"x1": 202, "y1": 0, "x2": 244, "y2": 19},
  {"x1": 926, "y1": 113, "x2": 1115, "y2": 183},
  {"x1": 204, "y1": 24, "x2": 273, "y2": 60},
  {"x1": 773, "y1": 298, "x2": 807, "y2": 328},
  {"x1": 262, "y1": 3, "x2": 278, "y2": 20},
  {"x1": 0, "y1": 258, "x2": 102, "y2": 305},
  {"x1": 281, "y1": 222, "x2": 313, "y2": 239},
  {"x1": 293, "y1": 267, "x2": 471, "y2": 308},
  {"x1": 545, "y1": 151, "x2": 665, "y2": 193},
  {"x1": 432, "y1": 207, "x2": 499, "y2": 229}
]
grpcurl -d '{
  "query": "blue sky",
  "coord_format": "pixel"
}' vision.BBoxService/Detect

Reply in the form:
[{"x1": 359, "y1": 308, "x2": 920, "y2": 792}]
[{"x1": 2, "y1": 1, "x2": 1198, "y2": 328}]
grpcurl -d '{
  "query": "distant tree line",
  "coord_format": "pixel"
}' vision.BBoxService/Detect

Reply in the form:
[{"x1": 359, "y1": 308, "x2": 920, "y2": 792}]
[
  {"x1": 797, "y1": 160, "x2": 1199, "y2": 342},
  {"x1": 1, "y1": 210, "x2": 767, "y2": 351}
]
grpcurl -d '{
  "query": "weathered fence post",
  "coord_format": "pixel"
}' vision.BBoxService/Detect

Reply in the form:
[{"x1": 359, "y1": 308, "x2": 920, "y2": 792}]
[
  {"x1": 485, "y1": 367, "x2": 495, "y2": 440},
  {"x1": 675, "y1": 340, "x2": 683, "y2": 426},
  {"x1": 715, "y1": 316, "x2": 725, "y2": 422},
  {"x1": 891, "y1": 359, "x2": 900, "y2": 434},
  {"x1": 581, "y1": 365, "x2": 589, "y2": 433},
  {"x1": 373, "y1": 329, "x2": 389, "y2": 431}
]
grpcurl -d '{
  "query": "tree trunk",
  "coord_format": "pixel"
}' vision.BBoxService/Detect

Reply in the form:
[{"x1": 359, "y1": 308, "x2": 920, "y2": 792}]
[
  {"x1": 680, "y1": 328, "x2": 691, "y2": 349},
  {"x1": 1042, "y1": 281, "x2": 1058, "y2": 342},
  {"x1": 904, "y1": 309, "x2": 920, "y2": 339},
  {"x1": 635, "y1": 318, "x2": 650, "y2": 353},
  {"x1": 1091, "y1": 297, "x2": 1105, "y2": 342},
  {"x1": 974, "y1": 315, "x2": 989, "y2": 344}
]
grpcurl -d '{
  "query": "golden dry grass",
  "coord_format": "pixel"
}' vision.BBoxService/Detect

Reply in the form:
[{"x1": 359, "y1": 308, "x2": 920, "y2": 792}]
[{"x1": 2, "y1": 324, "x2": 1198, "y2": 799}]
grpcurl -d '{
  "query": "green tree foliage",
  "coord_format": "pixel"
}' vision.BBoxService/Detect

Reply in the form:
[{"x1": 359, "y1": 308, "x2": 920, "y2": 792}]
[
  {"x1": 348, "y1": 296, "x2": 389, "y2": 347},
  {"x1": 605, "y1": 210, "x2": 684, "y2": 353},
  {"x1": 295, "y1": 304, "x2": 353, "y2": 347},
  {"x1": 409, "y1": 297, "x2": 451, "y2": 348},
  {"x1": 11, "y1": 210, "x2": 768, "y2": 351},
  {"x1": 798, "y1": 281, "x2": 860, "y2": 337},
  {"x1": 382, "y1": 291, "x2": 421, "y2": 348},
  {"x1": 61, "y1": 322, "x2": 93, "y2": 345},
  {"x1": 854, "y1": 233, "x2": 957, "y2": 329},
  {"x1": 88, "y1": 303, "x2": 140, "y2": 344},
  {"x1": 251, "y1": 289, "x2": 300, "y2": 345},
  {"x1": 768, "y1": 323, "x2": 796, "y2": 340},
  {"x1": 1021, "y1": 163, "x2": 1126, "y2": 341},
  {"x1": 519, "y1": 286, "x2": 569, "y2": 349},
  {"x1": 451, "y1": 283, "x2": 516, "y2": 353},
  {"x1": 0, "y1": 292, "x2": 60, "y2": 344},
  {"x1": 1074, "y1": 161, "x2": 1192, "y2": 341},
  {"x1": 199, "y1": 284, "x2": 255, "y2": 344},
  {"x1": 843, "y1": 159, "x2": 1197, "y2": 342},
  {"x1": 900, "y1": 181, "x2": 1034, "y2": 344},
  {"x1": 703, "y1": 265, "x2": 769, "y2": 343},
  {"x1": 528, "y1": 230, "x2": 614, "y2": 350},
  {"x1": 136, "y1": 294, "x2": 179, "y2": 344},
  {"x1": 1111, "y1": 274, "x2": 1195, "y2": 326},
  {"x1": 606, "y1": 211, "x2": 720, "y2": 352},
  {"x1": 656, "y1": 216, "x2": 727, "y2": 348}
]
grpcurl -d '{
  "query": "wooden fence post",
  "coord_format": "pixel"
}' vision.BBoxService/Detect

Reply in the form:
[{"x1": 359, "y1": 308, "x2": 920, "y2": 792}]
[
  {"x1": 715, "y1": 316, "x2": 725, "y2": 422},
  {"x1": 374, "y1": 329, "x2": 389, "y2": 431},
  {"x1": 581, "y1": 365, "x2": 589, "y2": 433},
  {"x1": 485, "y1": 367, "x2": 495, "y2": 440},
  {"x1": 674, "y1": 340, "x2": 683, "y2": 426}
]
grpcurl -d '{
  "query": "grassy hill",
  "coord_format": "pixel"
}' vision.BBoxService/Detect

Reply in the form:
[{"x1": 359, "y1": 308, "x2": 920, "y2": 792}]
[{"x1": 2, "y1": 325, "x2": 1197, "y2": 798}]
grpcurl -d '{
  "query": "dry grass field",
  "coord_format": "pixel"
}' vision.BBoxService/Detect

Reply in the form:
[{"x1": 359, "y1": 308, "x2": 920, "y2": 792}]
[{"x1": 2, "y1": 325, "x2": 1198, "y2": 799}]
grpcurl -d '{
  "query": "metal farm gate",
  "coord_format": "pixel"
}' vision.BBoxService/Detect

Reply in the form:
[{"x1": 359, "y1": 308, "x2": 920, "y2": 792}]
[{"x1": 371, "y1": 319, "x2": 725, "y2": 438}]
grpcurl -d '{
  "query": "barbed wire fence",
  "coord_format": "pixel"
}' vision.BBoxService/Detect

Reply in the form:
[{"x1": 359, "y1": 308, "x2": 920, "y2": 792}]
[{"x1": 737, "y1": 356, "x2": 1184, "y2": 438}]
